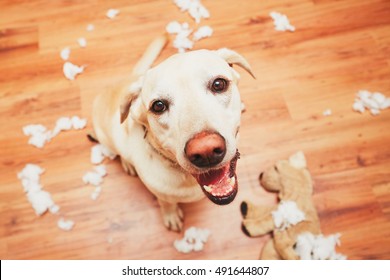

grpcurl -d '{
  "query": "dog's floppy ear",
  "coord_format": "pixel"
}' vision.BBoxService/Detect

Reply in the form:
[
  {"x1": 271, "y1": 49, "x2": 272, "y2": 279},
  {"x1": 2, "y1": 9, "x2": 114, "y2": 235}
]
[
  {"x1": 216, "y1": 48, "x2": 256, "y2": 79},
  {"x1": 120, "y1": 77, "x2": 143, "y2": 124}
]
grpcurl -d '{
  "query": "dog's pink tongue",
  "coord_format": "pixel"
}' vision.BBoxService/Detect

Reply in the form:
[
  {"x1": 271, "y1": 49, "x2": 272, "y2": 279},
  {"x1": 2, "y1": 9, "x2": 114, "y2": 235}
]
[{"x1": 193, "y1": 164, "x2": 237, "y2": 205}]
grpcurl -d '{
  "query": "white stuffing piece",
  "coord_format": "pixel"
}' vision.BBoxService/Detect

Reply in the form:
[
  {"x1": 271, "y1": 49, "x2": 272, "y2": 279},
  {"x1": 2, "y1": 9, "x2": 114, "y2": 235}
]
[
  {"x1": 57, "y1": 218, "x2": 75, "y2": 231},
  {"x1": 90, "y1": 144, "x2": 117, "y2": 164},
  {"x1": 166, "y1": 21, "x2": 194, "y2": 53},
  {"x1": 23, "y1": 116, "x2": 87, "y2": 148},
  {"x1": 288, "y1": 151, "x2": 307, "y2": 169},
  {"x1": 70, "y1": 116, "x2": 88, "y2": 130},
  {"x1": 174, "y1": 227, "x2": 211, "y2": 253},
  {"x1": 106, "y1": 8, "x2": 120, "y2": 19},
  {"x1": 353, "y1": 90, "x2": 390, "y2": 115},
  {"x1": 270, "y1": 11, "x2": 295, "y2": 32},
  {"x1": 272, "y1": 200, "x2": 306, "y2": 230},
  {"x1": 174, "y1": 0, "x2": 210, "y2": 23},
  {"x1": 23, "y1": 124, "x2": 52, "y2": 148},
  {"x1": 82, "y1": 164, "x2": 107, "y2": 186},
  {"x1": 193, "y1": 25, "x2": 213, "y2": 41},
  {"x1": 166, "y1": 21, "x2": 214, "y2": 53},
  {"x1": 86, "y1": 24, "x2": 95, "y2": 32},
  {"x1": 17, "y1": 164, "x2": 59, "y2": 216},
  {"x1": 63, "y1": 61, "x2": 85, "y2": 80},
  {"x1": 77, "y1": 37, "x2": 87, "y2": 48},
  {"x1": 295, "y1": 232, "x2": 347, "y2": 260},
  {"x1": 60, "y1": 47, "x2": 70, "y2": 61},
  {"x1": 323, "y1": 109, "x2": 332, "y2": 116}
]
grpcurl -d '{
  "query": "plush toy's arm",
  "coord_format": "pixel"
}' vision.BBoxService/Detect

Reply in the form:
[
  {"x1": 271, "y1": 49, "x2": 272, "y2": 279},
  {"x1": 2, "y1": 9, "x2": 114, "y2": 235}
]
[{"x1": 241, "y1": 201, "x2": 276, "y2": 237}]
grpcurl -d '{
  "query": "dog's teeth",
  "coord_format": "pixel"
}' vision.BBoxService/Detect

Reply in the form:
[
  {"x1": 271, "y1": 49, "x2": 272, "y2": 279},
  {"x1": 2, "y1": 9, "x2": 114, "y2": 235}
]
[
  {"x1": 203, "y1": 185, "x2": 212, "y2": 193},
  {"x1": 230, "y1": 176, "x2": 236, "y2": 187}
]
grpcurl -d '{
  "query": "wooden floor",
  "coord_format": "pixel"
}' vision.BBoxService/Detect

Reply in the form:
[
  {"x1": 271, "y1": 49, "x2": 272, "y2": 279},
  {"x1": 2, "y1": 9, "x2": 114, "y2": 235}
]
[{"x1": 1, "y1": 0, "x2": 389, "y2": 260}]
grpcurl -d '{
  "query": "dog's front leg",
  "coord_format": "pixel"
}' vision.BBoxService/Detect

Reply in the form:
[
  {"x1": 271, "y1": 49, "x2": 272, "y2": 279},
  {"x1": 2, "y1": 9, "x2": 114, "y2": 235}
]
[
  {"x1": 158, "y1": 199, "x2": 184, "y2": 232},
  {"x1": 120, "y1": 157, "x2": 137, "y2": 177}
]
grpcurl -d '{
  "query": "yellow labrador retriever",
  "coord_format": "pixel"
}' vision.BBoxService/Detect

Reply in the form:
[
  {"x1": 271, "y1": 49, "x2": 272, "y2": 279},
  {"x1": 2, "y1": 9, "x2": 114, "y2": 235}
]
[{"x1": 92, "y1": 34, "x2": 254, "y2": 231}]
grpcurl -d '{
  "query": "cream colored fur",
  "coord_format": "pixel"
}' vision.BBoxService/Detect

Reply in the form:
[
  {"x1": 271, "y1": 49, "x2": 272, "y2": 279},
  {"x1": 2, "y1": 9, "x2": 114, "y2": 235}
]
[{"x1": 92, "y1": 35, "x2": 254, "y2": 231}]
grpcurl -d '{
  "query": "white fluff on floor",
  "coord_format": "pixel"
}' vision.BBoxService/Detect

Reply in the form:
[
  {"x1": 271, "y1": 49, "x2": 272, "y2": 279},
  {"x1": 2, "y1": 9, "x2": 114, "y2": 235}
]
[
  {"x1": 82, "y1": 165, "x2": 107, "y2": 187},
  {"x1": 90, "y1": 144, "x2": 116, "y2": 164},
  {"x1": 270, "y1": 11, "x2": 295, "y2": 32},
  {"x1": 63, "y1": 61, "x2": 85, "y2": 80},
  {"x1": 57, "y1": 218, "x2": 75, "y2": 231},
  {"x1": 173, "y1": 0, "x2": 210, "y2": 23},
  {"x1": 174, "y1": 227, "x2": 211, "y2": 253},
  {"x1": 106, "y1": 8, "x2": 119, "y2": 19},
  {"x1": 17, "y1": 164, "x2": 59, "y2": 216},
  {"x1": 193, "y1": 25, "x2": 213, "y2": 41},
  {"x1": 60, "y1": 47, "x2": 71, "y2": 61},
  {"x1": 77, "y1": 37, "x2": 87, "y2": 48},
  {"x1": 353, "y1": 90, "x2": 390, "y2": 115},
  {"x1": 23, "y1": 116, "x2": 87, "y2": 148}
]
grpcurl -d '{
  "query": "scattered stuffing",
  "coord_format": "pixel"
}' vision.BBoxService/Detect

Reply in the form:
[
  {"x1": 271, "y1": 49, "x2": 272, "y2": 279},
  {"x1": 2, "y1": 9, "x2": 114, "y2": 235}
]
[
  {"x1": 192, "y1": 25, "x2": 213, "y2": 41},
  {"x1": 57, "y1": 218, "x2": 75, "y2": 231},
  {"x1": 106, "y1": 8, "x2": 120, "y2": 19},
  {"x1": 174, "y1": 0, "x2": 210, "y2": 23},
  {"x1": 90, "y1": 144, "x2": 117, "y2": 164},
  {"x1": 168, "y1": 0, "x2": 212, "y2": 52},
  {"x1": 52, "y1": 116, "x2": 87, "y2": 137},
  {"x1": 23, "y1": 124, "x2": 52, "y2": 148},
  {"x1": 323, "y1": 109, "x2": 332, "y2": 116},
  {"x1": 270, "y1": 11, "x2": 295, "y2": 32},
  {"x1": 107, "y1": 236, "x2": 113, "y2": 244},
  {"x1": 288, "y1": 150, "x2": 307, "y2": 169},
  {"x1": 272, "y1": 201, "x2": 306, "y2": 230},
  {"x1": 86, "y1": 24, "x2": 95, "y2": 32},
  {"x1": 166, "y1": 21, "x2": 213, "y2": 52},
  {"x1": 77, "y1": 37, "x2": 87, "y2": 48},
  {"x1": 63, "y1": 61, "x2": 85, "y2": 80},
  {"x1": 166, "y1": 21, "x2": 194, "y2": 53},
  {"x1": 70, "y1": 116, "x2": 88, "y2": 130},
  {"x1": 60, "y1": 47, "x2": 71, "y2": 61},
  {"x1": 17, "y1": 164, "x2": 59, "y2": 216},
  {"x1": 23, "y1": 116, "x2": 87, "y2": 148},
  {"x1": 174, "y1": 227, "x2": 211, "y2": 253},
  {"x1": 352, "y1": 90, "x2": 390, "y2": 115},
  {"x1": 294, "y1": 232, "x2": 347, "y2": 260},
  {"x1": 82, "y1": 164, "x2": 107, "y2": 186}
]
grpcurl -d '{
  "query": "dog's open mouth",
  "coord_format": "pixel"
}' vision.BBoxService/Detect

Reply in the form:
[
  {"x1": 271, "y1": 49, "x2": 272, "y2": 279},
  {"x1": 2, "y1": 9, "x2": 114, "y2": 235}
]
[{"x1": 192, "y1": 151, "x2": 240, "y2": 205}]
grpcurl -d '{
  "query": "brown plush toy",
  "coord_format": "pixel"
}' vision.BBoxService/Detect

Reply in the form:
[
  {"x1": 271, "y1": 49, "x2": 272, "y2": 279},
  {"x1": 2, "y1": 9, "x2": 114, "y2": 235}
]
[{"x1": 240, "y1": 151, "x2": 323, "y2": 260}]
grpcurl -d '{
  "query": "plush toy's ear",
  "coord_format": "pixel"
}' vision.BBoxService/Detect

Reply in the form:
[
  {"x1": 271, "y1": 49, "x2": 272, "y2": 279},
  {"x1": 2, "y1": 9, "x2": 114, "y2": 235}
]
[
  {"x1": 120, "y1": 77, "x2": 143, "y2": 124},
  {"x1": 216, "y1": 48, "x2": 256, "y2": 79}
]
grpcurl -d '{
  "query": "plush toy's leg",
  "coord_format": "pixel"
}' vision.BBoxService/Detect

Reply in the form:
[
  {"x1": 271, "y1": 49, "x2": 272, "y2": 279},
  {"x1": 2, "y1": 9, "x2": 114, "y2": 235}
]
[
  {"x1": 241, "y1": 201, "x2": 275, "y2": 237},
  {"x1": 260, "y1": 239, "x2": 282, "y2": 260},
  {"x1": 274, "y1": 231, "x2": 299, "y2": 260}
]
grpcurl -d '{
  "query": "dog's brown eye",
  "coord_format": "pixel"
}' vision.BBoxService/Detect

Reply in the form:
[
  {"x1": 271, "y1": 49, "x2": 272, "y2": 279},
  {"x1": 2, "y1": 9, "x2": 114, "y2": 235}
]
[
  {"x1": 151, "y1": 100, "x2": 168, "y2": 114},
  {"x1": 210, "y1": 78, "x2": 229, "y2": 93}
]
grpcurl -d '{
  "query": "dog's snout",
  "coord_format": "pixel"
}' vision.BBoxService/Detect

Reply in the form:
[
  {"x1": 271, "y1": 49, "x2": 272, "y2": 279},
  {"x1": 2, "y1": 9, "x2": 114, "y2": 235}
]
[{"x1": 185, "y1": 131, "x2": 226, "y2": 168}]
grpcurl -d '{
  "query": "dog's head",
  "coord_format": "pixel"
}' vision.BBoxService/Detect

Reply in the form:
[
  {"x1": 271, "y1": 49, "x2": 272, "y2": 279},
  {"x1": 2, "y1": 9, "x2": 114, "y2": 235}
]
[{"x1": 121, "y1": 48, "x2": 254, "y2": 205}]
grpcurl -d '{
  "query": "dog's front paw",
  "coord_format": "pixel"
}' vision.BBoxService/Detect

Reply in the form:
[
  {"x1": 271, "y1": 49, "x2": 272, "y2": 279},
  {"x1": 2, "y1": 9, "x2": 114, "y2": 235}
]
[{"x1": 158, "y1": 200, "x2": 184, "y2": 232}]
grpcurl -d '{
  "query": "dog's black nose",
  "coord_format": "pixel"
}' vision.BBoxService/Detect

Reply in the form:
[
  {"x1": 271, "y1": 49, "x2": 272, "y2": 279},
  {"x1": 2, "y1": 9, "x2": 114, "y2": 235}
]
[{"x1": 185, "y1": 131, "x2": 226, "y2": 168}]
